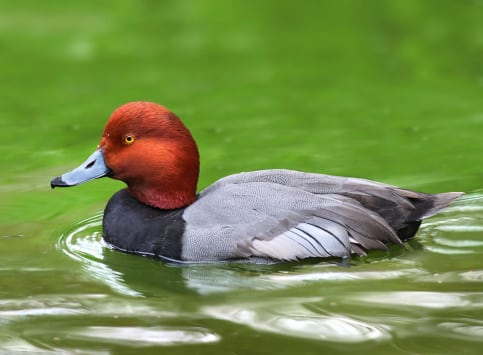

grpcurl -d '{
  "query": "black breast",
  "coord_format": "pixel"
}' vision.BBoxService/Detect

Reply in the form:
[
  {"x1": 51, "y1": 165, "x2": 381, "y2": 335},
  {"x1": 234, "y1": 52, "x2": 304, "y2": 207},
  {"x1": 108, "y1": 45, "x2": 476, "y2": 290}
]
[{"x1": 103, "y1": 189, "x2": 186, "y2": 261}]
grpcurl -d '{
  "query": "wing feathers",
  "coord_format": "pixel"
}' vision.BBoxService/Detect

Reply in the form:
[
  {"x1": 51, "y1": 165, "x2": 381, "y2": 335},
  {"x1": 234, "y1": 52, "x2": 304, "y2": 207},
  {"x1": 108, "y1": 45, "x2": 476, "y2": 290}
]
[
  {"x1": 236, "y1": 198, "x2": 401, "y2": 261},
  {"x1": 184, "y1": 170, "x2": 462, "y2": 262}
]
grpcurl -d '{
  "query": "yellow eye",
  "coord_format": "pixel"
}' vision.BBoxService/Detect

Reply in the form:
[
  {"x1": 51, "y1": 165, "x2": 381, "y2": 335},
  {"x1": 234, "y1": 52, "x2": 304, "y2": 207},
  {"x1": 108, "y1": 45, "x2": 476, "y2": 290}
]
[{"x1": 123, "y1": 135, "x2": 135, "y2": 144}]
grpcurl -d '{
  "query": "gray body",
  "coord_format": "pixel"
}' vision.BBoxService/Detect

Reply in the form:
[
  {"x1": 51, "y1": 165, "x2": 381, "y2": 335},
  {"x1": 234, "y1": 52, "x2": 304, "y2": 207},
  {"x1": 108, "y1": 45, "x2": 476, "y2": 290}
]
[{"x1": 181, "y1": 169, "x2": 461, "y2": 262}]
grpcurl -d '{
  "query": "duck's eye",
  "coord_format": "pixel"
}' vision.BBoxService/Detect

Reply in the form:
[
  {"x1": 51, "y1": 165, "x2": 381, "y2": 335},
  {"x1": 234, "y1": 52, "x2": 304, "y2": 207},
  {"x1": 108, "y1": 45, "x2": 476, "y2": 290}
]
[{"x1": 123, "y1": 135, "x2": 135, "y2": 144}]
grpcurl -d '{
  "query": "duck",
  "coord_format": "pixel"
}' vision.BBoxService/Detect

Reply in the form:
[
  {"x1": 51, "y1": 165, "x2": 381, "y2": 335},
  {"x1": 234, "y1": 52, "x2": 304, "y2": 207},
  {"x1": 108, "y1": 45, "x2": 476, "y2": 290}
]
[{"x1": 51, "y1": 101, "x2": 462, "y2": 263}]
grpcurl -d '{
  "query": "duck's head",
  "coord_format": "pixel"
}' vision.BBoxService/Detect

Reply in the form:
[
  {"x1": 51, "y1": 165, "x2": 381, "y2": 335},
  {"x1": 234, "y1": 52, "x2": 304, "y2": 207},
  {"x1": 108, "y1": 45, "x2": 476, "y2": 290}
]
[{"x1": 51, "y1": 102, "x2": 200, "y2": 209}]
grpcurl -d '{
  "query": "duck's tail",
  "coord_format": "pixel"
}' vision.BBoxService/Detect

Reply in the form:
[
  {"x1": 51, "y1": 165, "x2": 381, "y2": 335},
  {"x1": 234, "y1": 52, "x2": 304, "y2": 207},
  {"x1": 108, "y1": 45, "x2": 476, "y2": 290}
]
[
  {"x1": 397, "y1": 191, "x2": 463, "y2": 242},
  {"x1": 410, "y1": 191, "x2": 463, "y2": 220}
]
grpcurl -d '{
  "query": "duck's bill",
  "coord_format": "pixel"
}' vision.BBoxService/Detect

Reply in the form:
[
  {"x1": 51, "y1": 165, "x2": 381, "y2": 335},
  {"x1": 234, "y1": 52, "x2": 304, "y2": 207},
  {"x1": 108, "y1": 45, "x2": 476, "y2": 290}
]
[{"x1": 51, "y1": 149, "x2": 112, "y2": 188}]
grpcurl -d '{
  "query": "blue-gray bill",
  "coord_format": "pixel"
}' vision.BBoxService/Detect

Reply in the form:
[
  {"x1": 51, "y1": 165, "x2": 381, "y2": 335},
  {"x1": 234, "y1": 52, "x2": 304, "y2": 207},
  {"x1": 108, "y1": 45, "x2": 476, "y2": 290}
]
[{"x1": 51, "y1": 148, "x2": 111, "y2": 188}]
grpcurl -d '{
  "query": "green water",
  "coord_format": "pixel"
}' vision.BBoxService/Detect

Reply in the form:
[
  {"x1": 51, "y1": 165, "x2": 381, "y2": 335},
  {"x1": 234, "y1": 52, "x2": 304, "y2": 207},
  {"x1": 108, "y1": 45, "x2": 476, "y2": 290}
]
[{"x1": 1, "y1": 1, "x2": 483, "y2": 353}]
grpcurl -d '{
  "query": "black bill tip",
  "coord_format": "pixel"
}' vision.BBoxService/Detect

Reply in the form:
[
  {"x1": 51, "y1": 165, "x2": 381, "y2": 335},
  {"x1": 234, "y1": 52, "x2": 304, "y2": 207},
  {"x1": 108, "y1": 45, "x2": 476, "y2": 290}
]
[{"x1": 51, "y1": 176, "x2": 68, "y2": 189}]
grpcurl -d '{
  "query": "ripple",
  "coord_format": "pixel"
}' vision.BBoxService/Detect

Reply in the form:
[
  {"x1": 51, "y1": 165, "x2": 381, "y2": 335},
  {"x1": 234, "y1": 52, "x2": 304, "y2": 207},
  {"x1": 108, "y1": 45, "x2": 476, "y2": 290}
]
[
  {"x1": 56, "y1": 213, "x2": 105, "y2": 262},
  {"x1": 432, "y1": 237, "x2": 483, "y2": 247},
  {"x1": 0, "y1": 294, "x2": 103, "y2": 319},
  {"x1": 262, "y1": 268, "x2": 423, "y2": 284},
  {"x1": 203, "y1": 298, "x2": 390, "y2": 342},
  {"x1": 460, "y1": 270, "x2": 483, "y2": 281},
  {"x1": 435, "y1": 225, "x2": 483, "y2": 232},
  {"x1": 423, "y1": 246, "x2": 474, "y2": 255},
  {"x1": 420, "y1": 195, "x2": 483, "y2": 256},
  {"x1": 0, "y1": 294, "x2": 184, "y2": 323},
  {"x1": 439, "y1": 321, "x2": 483, "y2": 339},
  {"x1": 56, "y1": 214, "x2": 142, "y2": 297},
  {"x1": 0, "y1": 338, "x2": 91, "y2": 354},
  {"x1": 0, "y1": 307, "x2": 82, "y2": 317},
  {"x1": 351, "y1": 291, "x2": 483, "y2": 309},
  {"x1": 72, "y1": 326, "x2": 220, "y2": 346}
]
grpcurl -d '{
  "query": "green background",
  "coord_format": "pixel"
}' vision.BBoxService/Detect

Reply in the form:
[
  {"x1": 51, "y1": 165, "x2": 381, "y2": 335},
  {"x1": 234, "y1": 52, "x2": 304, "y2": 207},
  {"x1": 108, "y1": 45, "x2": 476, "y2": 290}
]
[{"x1": 1, "y1": 1, "x2": 482, "y2": 354}]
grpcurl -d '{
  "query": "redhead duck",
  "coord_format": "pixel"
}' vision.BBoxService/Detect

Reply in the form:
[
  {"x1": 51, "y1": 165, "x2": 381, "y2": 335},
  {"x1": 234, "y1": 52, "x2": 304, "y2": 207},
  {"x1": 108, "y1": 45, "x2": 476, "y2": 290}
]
[{"x1": 51, "y1": 102, "x2": 462, "y2": 263}]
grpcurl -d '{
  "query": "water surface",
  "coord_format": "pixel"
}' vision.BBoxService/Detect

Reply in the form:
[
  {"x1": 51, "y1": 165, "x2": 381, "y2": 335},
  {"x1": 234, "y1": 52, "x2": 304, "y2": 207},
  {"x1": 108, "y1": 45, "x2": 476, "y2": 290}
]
[{"x1": 1, "y1": 1, "x2": 483, "y2": 354}]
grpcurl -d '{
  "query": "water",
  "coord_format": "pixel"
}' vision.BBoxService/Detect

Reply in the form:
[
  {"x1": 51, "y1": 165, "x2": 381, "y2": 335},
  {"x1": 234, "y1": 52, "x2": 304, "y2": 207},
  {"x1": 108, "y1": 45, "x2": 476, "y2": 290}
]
[
  {"x1": 2, "y1": 196, "x2": 483, "y2": 353},
  {"x1": 1, "y1": 1, "x2": 483, "y2": 354}
]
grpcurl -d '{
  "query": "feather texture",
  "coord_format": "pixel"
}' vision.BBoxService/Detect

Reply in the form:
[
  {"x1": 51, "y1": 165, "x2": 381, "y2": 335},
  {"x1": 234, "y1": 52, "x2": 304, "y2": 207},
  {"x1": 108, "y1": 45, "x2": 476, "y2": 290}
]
[{"x1": 180, "y1": 170, "x2": 462, "y2": 261}]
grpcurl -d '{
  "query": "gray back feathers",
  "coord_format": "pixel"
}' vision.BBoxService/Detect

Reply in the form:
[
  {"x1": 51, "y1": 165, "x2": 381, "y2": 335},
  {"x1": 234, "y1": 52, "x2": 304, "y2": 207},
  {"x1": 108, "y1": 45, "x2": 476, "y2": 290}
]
[{"x1": 181, "y1": 170, "x2": 462, "y2": 262}]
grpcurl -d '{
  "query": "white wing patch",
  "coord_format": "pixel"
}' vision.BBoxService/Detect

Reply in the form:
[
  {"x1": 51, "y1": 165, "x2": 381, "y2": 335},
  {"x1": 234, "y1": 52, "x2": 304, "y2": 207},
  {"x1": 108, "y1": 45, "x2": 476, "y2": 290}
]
[
  {"x1": 235, "y1": 202, "x2": 401, "y2": 261},
  {"x1": 238, "y1": 219, "x2": 354, "y2": 261}
]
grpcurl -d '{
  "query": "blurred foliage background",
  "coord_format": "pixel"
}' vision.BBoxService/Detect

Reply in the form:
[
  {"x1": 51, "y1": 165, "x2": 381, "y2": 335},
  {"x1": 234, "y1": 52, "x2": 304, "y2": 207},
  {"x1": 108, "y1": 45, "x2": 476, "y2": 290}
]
[{"x1": 1, "y1": 0, "x2": 482, "y2": 223}]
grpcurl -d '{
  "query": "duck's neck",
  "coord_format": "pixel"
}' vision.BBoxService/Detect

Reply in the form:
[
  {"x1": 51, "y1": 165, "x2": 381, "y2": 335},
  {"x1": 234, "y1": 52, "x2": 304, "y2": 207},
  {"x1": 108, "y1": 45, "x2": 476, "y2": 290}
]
[
  {"x1": 126, "y1": 142, "x2": 200, "y2": 210},
  {"x1": 128, "y1": 185, "x2": 197, "y2": 210}
]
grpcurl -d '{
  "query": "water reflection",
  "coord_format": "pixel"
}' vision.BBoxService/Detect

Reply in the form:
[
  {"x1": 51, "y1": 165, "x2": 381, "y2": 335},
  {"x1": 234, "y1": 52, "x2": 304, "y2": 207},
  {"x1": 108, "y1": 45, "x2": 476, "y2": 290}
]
[
  {"x1": 38, "y1": 192, "x2": 483, "y2": 349},
  {"x1": 56, "y1": 213, "x2": 142, "y2": 297},
  {"x1": 72, "y1": 326, "x2": 220, "y2": 346},
  {"x1": 421, "y1": 193, "x2": 483, "y2": 255},
  {"x1": 460, "y1": 270, "x2": 483, "y2": 281},
  {"x1": 203, "y1": 299, "x2": 391, "y2": 342},
  {"x1": 262, "y1": 268, "x2": 423, "y2": 284},
  {"x1": 351, "y1": 291, "x2": 483, "y2": 309},
  {"x1": 439, "y1": 321, "x2": 483, "y2": 339}
]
